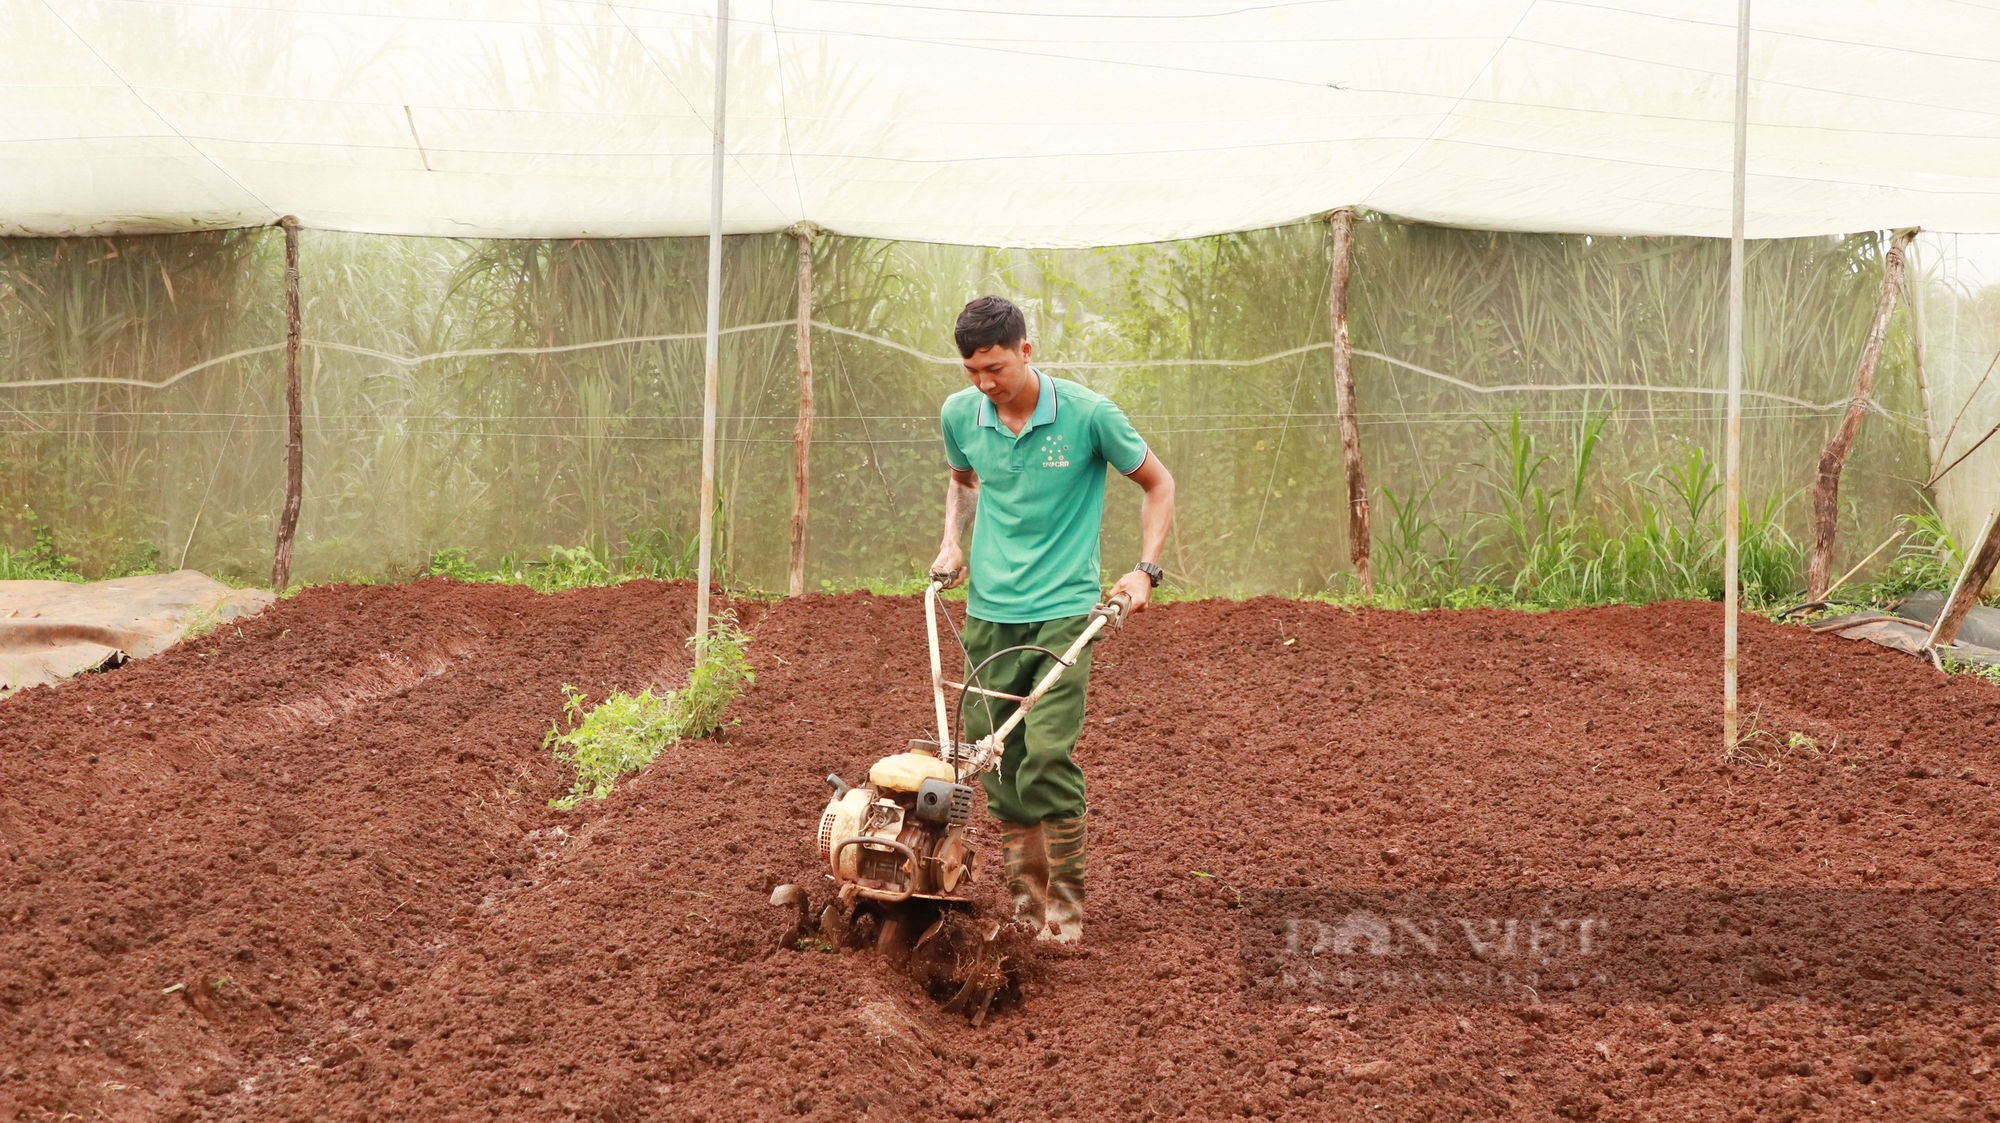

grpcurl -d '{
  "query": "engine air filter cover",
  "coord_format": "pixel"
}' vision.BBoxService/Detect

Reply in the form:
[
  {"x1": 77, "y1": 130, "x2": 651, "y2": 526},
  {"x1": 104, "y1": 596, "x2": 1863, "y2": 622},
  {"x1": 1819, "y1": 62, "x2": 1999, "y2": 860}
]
[{"x1": 913, "y1": 778, "x2": 973, "y2": 825}]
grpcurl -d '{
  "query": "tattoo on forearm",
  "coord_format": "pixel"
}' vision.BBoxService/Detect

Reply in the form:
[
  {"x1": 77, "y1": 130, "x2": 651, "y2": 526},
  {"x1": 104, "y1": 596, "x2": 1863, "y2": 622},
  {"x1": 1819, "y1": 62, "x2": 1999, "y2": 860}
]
[{"x1": 950, "y1": 481, "x2": 979, "y2": 545}]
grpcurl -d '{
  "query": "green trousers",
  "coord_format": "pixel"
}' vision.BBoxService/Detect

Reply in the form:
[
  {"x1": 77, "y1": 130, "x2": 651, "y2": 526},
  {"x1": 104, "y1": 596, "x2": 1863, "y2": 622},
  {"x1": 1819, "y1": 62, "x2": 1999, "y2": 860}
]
[{"x1": 960, "y1": 614, "x2": 1093, "y2": 823}]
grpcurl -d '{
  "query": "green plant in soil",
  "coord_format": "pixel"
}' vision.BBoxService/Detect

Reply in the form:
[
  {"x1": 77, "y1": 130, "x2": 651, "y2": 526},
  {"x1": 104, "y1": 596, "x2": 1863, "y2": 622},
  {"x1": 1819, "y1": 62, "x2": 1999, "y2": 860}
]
[
  {"x1": 1722, "y1": 712, "x2": 1834, "y2": 771},
  {"x1": 1191, "y1": 870, "x2": 1244, "y2": 908},
  {"x1": 423, "y1": 547, "x2": 489, "y2": 583},
  {"x1": 623, "y1": 525, "x2": 705, "y2": 581},
  {"x1": 1801, "y1": 504, "x2": 1979, "y2": 620},
  {"x1": 1356, "y1": 413, "x2": 1811, "y2": 611},
  {"x1": 178, "y1": 601, "x2": 228, "y2": 641},
  {"x1": 423, "y1": 510, "x2": 728, "y2": 592},
  {"x1": 0, "y1": 508, "x2": 87, "y2": 582},
  {"x1": 818, "y1": 573, "x2": 960, "y2": 597},
  {"x1": 425, "y1": 541, "x2": 615, "y2": 591},
  {"x1": 545, "y1": 614, "x2": 754, "y2": 808},
  {"x1": 519, "y1": 544, "x2": 614, "y2": 593},
  {"x1": 1939, "y1": 652, "x2": 2000, "y2": 688}
]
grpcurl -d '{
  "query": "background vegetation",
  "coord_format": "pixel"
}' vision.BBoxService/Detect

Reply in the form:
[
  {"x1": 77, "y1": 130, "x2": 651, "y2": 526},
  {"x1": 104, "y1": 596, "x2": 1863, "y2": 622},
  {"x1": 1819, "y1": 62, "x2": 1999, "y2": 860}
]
[{"x1": 0, "y1": 216, "x2": 1942, "y2": 608}]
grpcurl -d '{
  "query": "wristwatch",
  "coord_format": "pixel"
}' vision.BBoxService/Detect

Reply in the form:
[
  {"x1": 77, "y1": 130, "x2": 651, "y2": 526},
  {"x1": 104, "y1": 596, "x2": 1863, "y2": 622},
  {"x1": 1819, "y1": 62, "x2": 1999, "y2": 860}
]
[{"x1": 1134, "y1": 561, "x2": 1163, "y2": 587}]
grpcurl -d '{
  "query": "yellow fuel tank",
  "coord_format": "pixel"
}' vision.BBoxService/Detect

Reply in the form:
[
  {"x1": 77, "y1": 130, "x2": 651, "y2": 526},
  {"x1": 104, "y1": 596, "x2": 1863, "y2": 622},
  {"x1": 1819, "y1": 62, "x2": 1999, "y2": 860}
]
[{"x1": 868, "y1": 750, "x2": 957, "y2": 792}]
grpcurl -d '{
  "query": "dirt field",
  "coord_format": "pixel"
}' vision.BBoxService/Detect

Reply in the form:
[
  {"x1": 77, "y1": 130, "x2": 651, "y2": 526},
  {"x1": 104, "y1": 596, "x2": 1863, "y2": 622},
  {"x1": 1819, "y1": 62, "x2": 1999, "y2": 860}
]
[{"x1": 4, "y1": 583, "x2": 1999, "y2": 1122}]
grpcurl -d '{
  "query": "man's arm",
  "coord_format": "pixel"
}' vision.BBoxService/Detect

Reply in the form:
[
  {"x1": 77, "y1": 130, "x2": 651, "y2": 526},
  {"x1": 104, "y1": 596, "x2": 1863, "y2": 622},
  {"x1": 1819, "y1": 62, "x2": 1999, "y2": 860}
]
[
  {"x1": 928, "y1": 467, "x2": 980, "y2": 587},
  {"x1": 1108, "y1": 451, "x2": 1175, "y2": 611}
]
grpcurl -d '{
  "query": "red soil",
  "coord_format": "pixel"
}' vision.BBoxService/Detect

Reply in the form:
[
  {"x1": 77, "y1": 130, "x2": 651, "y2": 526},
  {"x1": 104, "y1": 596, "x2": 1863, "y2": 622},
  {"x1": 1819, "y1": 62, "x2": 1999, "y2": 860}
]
[{"x1": 4, "y1": 587, "x2": 1999, "y2": 1122}]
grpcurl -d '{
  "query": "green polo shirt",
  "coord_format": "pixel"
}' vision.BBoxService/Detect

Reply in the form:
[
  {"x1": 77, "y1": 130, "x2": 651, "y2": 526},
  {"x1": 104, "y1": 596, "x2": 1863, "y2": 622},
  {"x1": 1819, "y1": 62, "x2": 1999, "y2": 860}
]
[{"x1": 941, "y1": 371, "x2": 1149, "y2": 623}]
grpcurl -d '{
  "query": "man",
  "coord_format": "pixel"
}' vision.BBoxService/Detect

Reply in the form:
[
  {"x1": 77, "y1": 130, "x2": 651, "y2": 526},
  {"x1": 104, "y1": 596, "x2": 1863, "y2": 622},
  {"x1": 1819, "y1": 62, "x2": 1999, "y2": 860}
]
[{"x1": 928, "y1": 295, "x2": 1175, "y2": 945}]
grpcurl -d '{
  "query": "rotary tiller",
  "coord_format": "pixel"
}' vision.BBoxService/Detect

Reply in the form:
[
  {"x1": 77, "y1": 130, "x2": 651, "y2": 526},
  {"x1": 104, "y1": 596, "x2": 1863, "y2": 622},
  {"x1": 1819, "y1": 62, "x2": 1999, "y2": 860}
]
[{"x1": 770, "y1": 580, "x2": 1127, "y2": 1023}]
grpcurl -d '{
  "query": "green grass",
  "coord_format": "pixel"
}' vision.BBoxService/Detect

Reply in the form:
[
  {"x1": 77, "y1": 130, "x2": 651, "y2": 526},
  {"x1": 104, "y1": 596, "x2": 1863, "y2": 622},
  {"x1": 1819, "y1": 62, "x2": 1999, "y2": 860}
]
[{"x1": 545, "y1": 614, "x2": 754, "y2": 808}]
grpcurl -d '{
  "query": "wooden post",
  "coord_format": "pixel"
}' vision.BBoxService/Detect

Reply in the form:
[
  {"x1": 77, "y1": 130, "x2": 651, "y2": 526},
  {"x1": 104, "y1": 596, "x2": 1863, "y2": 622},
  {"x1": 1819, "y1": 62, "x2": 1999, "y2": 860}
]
[
  {"x1": 1806, "y1": 227, "x2": 1917, "y2": 600},
  {"x1": 270, "y1": 216, "x2": 303, "y2": 592},
  {"x1": 1907, "y1": 236, "x2": 1943, "y2": 471},
  {"x1": 785, "y1": 223, "x2": 818, "y2": 597},
  {"x1": 1927, "y1": 505, "x2": 2000, "y2": 648},
  {"x1": 1326, "y1": 208, "x2": 1373, "y2": 596}
]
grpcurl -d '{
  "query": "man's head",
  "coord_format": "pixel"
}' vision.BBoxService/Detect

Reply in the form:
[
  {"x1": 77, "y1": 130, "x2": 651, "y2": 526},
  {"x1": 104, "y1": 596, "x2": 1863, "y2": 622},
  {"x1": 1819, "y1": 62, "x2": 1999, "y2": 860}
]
[{"x1": 955, "y1": 296, "x2": 1035, "y2": 407}]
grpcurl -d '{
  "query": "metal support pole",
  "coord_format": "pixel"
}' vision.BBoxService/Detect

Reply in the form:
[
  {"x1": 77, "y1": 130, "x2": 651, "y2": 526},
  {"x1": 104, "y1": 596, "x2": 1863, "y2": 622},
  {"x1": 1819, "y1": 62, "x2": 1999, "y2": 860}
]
[
  {"x1": 695, "y1": 0, "x2": 729, "y2": 642},
  {"x1": 271, "y1": 216, "x2": 303, "y2": 592},
  {"x1": 1722, "y1": 0, "x2": 1751, "y2": 751},
  {"x1": 786, "y1": 222, "x2": 819, "y2": 597}
]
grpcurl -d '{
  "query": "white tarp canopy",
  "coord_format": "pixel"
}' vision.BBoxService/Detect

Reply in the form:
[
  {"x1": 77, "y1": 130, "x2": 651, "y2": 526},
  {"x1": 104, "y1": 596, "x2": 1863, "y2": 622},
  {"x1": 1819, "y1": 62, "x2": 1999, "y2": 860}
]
[{"x1": 6, "y1": 0, "x2": 2000, "y2": 246}]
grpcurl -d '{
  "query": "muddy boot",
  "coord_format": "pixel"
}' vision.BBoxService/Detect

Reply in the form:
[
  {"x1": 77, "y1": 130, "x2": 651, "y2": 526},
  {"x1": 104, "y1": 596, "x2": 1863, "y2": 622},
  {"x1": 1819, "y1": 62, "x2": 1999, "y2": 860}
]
[
  {"x1": 999, "y1": 820, "x2": 1048, "y2": 932},
  {"x1": 1042, "y1": 815, "x2": 1085, "y2": 944}
]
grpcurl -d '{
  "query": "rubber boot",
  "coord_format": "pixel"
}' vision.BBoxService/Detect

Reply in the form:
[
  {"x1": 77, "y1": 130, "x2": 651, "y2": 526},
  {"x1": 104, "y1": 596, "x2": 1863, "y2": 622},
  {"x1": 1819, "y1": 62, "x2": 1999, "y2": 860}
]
[
  {"x1": 999, "y1": 820, "x2": 1048, "y2": 932},
  {"x1": 1042, "y1": 815, "x2": 1086, "y2": 944}
]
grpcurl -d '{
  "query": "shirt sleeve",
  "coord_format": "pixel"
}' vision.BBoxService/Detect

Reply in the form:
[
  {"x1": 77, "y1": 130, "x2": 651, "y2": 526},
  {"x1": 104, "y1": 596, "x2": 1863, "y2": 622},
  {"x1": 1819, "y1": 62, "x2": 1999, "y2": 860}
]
[
  {"x1": 1091, "y1": 396, "x2": 1149, "y2": 475},
  {"x1": 941, "y1": 405, "x2": 973, "y2": 471}
]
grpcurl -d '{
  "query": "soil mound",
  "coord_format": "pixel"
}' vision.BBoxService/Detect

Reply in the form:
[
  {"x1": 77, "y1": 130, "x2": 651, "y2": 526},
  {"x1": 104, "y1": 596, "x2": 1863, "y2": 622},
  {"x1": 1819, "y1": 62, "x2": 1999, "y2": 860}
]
[{"x1": 5, "y1": 592, "x2": 1999, "y2": 1122}]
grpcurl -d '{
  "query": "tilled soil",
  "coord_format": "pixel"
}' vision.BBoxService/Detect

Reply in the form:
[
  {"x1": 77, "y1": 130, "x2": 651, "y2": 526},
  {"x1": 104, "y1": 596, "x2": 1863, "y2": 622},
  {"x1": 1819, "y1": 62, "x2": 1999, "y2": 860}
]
[
  {"x1": 0, "y1": 579, "x2": 715, "y2": 1121},
  {"x1": 4, "y1": 588, "x2": 2000, "y2": 1122}
]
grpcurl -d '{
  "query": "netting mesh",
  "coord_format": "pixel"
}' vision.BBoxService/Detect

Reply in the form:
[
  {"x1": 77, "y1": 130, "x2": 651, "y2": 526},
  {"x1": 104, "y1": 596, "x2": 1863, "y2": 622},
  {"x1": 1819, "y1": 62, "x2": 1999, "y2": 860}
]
[
  {"x1": 0, "y1": 216, "x2": 1943, "y2": 599},
  {"x1": 1916, "y1": 234, "x2": 2000, "y2": 569}
]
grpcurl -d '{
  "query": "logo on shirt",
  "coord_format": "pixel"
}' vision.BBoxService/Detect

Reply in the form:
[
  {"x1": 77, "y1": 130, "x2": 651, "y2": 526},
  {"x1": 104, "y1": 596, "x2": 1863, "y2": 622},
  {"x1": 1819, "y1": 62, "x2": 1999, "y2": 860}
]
[{"x1": 1038, "y1": 434, "x2": 1072, "y2": 468}]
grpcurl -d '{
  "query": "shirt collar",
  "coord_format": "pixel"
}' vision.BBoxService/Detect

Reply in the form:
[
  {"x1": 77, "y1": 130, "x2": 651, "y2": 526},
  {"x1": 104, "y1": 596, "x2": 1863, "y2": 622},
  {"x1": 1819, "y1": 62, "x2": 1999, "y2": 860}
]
[{"x1": 976, "y1": 369, "x2": 1057, "y2": 432}]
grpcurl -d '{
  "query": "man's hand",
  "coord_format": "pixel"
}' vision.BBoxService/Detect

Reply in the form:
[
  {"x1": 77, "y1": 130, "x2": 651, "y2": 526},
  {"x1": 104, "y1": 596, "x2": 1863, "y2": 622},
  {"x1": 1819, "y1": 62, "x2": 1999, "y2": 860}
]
[
  {"x1": 1109, "y1": 568, "x2": 1154, "y2": 613},
  {"x1": 929, "y1": 544, "x2": 966, "y2": 589}
]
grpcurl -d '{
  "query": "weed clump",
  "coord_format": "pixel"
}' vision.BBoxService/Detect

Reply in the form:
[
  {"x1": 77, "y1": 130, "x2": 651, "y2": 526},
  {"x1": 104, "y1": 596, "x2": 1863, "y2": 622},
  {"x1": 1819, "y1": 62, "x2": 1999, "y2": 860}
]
[
  {"x1": 178, "y1": 601, "x2": 228, "y2": 641},
  {"x1": 424, "y1": 522, "x2": 720, "y2": 593},
  {"x1": 1940, "y1": 651, "x2": 2000, "y2": 688},
  {"x1": 525, "y1": 546, "x2": 613, "y2": 593},
  {"x1": 426, "y1": 544, "x2": 616, "y2": 592},
  {"x1": 423, "y1": 547, "x2": 489, "y2": 583},
  {"x1": 1359, "y1": 419, "x2": 1808, "y2": 612},
  {"x1": 545, "y1": 614, "x2": 753, "y2": 808},
  {"x1": 1847, "y1": 509, "x2": 1964, "y2": 606},
  {"x1": 0, "y1": 509, "x2": 86, "y2": 582}
]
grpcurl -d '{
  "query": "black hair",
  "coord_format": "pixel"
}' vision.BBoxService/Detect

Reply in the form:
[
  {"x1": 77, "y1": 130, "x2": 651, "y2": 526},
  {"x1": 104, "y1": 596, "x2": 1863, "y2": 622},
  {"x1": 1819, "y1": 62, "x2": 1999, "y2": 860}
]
[{"x1": 953, "y1": 296, "x2": 1027, "y2": 359}]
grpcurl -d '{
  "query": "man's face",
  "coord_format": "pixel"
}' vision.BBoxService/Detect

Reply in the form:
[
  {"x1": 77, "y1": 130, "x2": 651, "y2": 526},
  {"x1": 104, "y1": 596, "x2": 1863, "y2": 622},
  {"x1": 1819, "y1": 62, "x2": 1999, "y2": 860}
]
[{"x1": 962, "y1": 340, "x2": 1035, "y2": 406}]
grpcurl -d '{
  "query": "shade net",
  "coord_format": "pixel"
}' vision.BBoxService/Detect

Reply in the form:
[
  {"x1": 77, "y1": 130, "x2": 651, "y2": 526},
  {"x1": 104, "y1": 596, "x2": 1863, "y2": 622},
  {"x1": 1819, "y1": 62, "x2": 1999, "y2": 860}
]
[
  {"x1": 0, "y1": 216, "x2": 1951, "y2": 602},
  {"x1": 1914, "y1": 233, "x2": 2000, "y2": 568},
  {"x1": 6, "y1": 0, "x2": 2000, "y2": 244}
]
